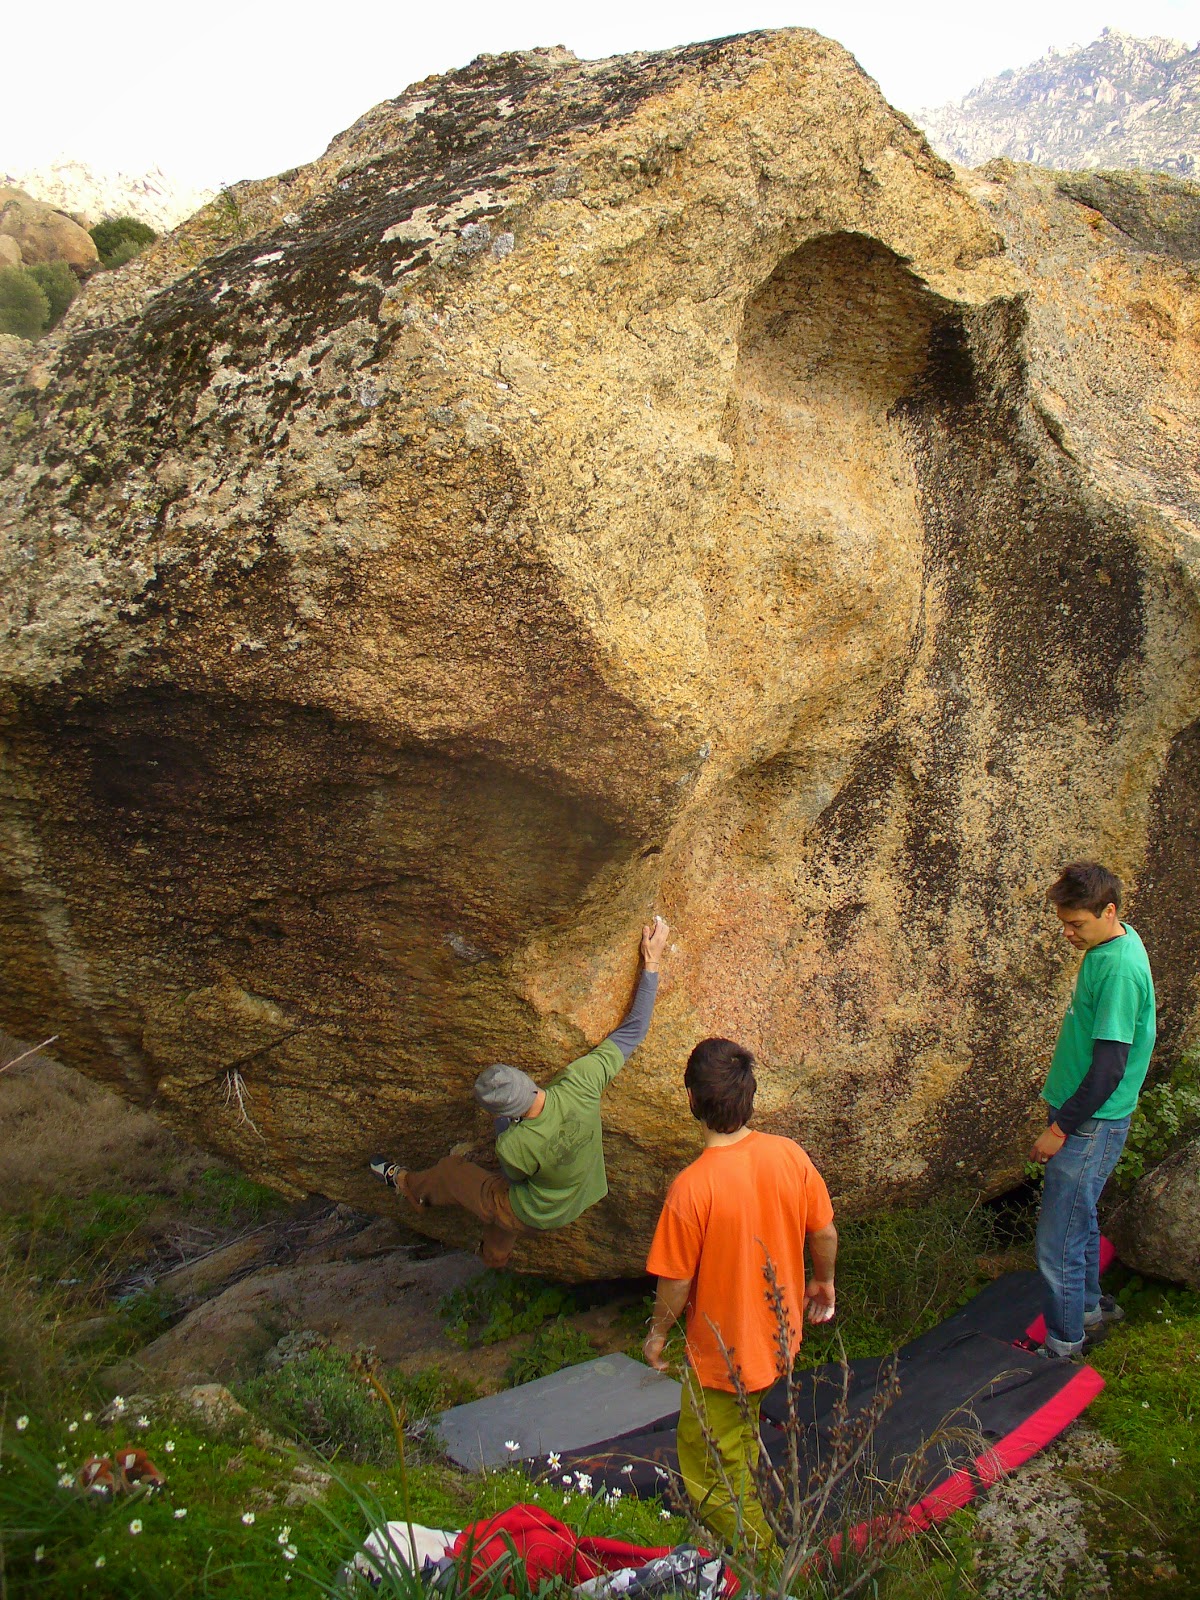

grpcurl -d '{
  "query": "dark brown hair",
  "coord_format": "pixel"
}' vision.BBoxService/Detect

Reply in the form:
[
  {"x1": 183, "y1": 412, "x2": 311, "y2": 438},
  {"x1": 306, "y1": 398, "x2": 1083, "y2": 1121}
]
[
  {"x1": 684, "y1": 1037, "x2": 757, "y2": 1133},
  {"x1": 1046, "y1": 861, "x2": 1123, "y2": 917}
]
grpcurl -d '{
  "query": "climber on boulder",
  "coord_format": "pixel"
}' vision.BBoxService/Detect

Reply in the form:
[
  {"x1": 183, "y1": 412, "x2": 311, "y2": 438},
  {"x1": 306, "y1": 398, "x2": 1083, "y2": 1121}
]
[{"x1": 370, "y1": 916, "x2": 670, "y2": 1267}]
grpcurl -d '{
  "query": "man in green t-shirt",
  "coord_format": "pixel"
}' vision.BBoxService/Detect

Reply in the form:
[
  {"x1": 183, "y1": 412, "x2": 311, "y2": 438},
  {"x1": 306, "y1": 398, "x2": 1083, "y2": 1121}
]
[
  {"x1": 369, "y1": 917, "x2": 670, "y2": 1266},
  {"x1": 1032, "y1": 861, "x2": 1156, "y2": 1356}
]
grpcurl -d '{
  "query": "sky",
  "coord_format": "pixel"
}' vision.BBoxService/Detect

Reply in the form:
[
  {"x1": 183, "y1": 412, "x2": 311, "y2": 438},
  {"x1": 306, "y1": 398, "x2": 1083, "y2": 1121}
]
[{"x1": 5, "y1": 0, "x2": 1199, "y2": 190}]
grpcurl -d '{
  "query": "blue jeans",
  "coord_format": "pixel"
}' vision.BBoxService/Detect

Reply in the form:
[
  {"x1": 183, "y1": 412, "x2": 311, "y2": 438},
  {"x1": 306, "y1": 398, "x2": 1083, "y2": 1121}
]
[{"x1": 1036, "y1": 1114, "x2": 1131, "y2": 1352}]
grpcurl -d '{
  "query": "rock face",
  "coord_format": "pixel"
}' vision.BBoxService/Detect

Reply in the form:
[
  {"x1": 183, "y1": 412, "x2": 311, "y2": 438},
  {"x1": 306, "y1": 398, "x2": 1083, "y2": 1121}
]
[
  {"x1": 2, "y1": 31, "x2": 1200, "y2": 1277},
  {"x1": 1106, "y1": 1138, "x2": 1200, "y2": 1289},
  {"x1": 918, "y1": 30, "x2": 1200, "y2": 177},
  {"x1": 0, "y1": 186, "x2": 99, "y2": 273}
]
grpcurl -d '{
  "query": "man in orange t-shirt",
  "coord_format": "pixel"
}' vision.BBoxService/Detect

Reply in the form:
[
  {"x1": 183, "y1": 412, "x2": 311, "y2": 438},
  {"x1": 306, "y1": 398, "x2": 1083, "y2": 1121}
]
[{"x1": 643, "y1": 1036, "x2": 837, "y2": 1553}]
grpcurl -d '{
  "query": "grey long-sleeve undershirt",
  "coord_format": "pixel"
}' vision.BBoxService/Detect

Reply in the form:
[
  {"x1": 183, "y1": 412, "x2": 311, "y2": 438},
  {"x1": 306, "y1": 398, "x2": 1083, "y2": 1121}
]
[{"x1": 606, "y1": 968, "x2": 660, "y2": 1060}]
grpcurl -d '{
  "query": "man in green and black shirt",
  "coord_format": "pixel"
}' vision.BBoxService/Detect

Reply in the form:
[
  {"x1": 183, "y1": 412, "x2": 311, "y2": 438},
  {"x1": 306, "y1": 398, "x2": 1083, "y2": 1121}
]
[
  {"x1": 371, "y1": 916, "x2": 669, "y2": 1266},
  {"x1": 1032, "y1": 862, "x2": 1156, "y2": 1356}
]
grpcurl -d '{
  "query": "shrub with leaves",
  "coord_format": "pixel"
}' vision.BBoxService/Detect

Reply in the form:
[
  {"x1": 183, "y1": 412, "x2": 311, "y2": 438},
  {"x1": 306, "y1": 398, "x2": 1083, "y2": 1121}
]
[
  {"x1": 439, "y1": 1270, "x2": 577, "y2": 1347},
  {"x1": 240, "y1": 1345, "x2": 394, "y2": 1464},
  {"x1": 0, "y1": 265, "x2": 49, "y2": 338},
  {"x1": 25, "y1": 260, "x2": 78, "y2": 327},
  {"x1": 505, "y1": 1317, "x2": 597, "y2": 1385},
  {"x1": 1114, "y1": 1048, "x2": 1200, "y2": 1185},
  {"x1": 90, "y1": 215, "x2": 157, "y2": 267}
]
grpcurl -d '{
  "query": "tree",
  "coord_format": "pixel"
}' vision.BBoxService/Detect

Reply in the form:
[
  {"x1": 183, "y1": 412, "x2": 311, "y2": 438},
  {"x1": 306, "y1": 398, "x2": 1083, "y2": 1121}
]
[
  {"x1": 0, "y1": 267, "x2": 49, "y2": 339},
  {"x1": 90, "y1": 216, "x2": 157, "y2": 268},
  {"x1": 25, "y1": 261, "x2": 78, "y2": 328}
]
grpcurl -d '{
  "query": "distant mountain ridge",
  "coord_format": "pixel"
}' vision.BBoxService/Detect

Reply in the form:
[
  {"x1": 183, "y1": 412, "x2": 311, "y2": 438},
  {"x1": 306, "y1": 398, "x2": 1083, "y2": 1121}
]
[
  {"x1": 918, "y1": 29, "x2": 1199, "y2": 175},
  {"x1": 0, "y1": 159, "x2": 214, "y2": 232}
]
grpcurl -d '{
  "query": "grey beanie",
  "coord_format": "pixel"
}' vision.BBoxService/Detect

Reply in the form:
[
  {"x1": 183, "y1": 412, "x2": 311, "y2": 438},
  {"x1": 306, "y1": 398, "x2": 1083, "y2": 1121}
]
[{"x1": 474, "y1": 1063, "x2": 539, "y2": 1119}]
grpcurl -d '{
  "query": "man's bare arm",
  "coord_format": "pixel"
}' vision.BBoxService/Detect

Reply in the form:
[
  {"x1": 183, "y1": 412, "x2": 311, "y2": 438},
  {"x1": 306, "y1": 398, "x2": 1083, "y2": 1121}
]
[
  {"x1": 805, "y1": 1222, "x2": 837, "y2": 1323},
  {"x1": 643, "y1": 1274, "x2": 690, "y2": 1370}
]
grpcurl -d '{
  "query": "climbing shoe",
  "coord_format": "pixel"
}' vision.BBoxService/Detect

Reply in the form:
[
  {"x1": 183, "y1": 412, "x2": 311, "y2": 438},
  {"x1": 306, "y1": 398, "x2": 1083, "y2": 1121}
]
[
  {"x1": 1083, "y1": 1294, "x2": 1125, "y2": 1330},
  {"x1": 369, "y1": 1156, "x2": 404, "y2": 1189}
]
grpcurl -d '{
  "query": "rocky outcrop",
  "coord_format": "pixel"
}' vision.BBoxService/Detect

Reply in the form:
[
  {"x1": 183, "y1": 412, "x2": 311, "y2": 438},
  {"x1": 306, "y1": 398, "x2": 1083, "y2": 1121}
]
[
  {"x1": 1, "y1": 160, "x2": 214, "y2": 233},
  {"x1": 1106, "y1": 1138, "x2": 1200, "y2": 1289},
  {"x1": 2, "y1": 31, "x2": 1200, "y2": 1277},
  {"x1": 0, "y1": 187, "x2": 99, "y2": 273},
  {"x1": 919, "y1": 30, "x2": 1200, "y2": 177}
]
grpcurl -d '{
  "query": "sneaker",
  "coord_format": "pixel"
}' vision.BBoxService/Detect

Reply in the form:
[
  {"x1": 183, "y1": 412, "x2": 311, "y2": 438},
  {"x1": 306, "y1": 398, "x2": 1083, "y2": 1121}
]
[
  {"x1": 369, "y1": 1156, "x2": 404, "y2": 1189},
  {"x1": 1034, "y1": 1343, "x2": 1084, "y2": 1363},
  {"x1": 1083, "y1": 1294, "x2": 1125, "y2": 1330}
]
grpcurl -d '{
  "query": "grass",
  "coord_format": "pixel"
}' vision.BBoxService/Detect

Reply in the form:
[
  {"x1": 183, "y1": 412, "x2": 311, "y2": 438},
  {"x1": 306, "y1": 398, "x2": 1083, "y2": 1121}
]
[{"x1": 1068, "y1": 1272, "x2": 1200, "y2": 1599}]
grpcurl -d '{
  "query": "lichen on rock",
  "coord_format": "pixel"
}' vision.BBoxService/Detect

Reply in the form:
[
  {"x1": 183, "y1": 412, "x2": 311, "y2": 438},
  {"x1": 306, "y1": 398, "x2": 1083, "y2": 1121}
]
[{"x1": 2, "y1": 30, "x2": 1199, "y2": 1276}]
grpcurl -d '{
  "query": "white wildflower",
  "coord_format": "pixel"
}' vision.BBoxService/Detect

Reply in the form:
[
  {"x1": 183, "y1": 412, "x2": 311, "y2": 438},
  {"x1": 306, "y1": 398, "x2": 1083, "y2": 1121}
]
[
  {"x1": 15, "y1": 1416, "x2": 29, "y2": 1432},
  {"x1": 547, "y1": 1452, "x2": 561, "y2": 1470},
  {"x1": 575, "y1": 1472, "x2": 592, "y2": 1491},
  {"x1": 283, "y1": 1545, "x2": 298, "y2": 1561},
  {"x1": 504, "y1": 1440, "x2": 520, "y2": 1452},
  {"x1": 57, "y1": 1474, "x2": 73, "y2": 1489},
  {"x1": 660, "y1": 1509, "x2": 671, "y2": 1520},
  {"x1": 242, "y1": 1511, "x2": 256, "y2": 1525},
  {"x1": 83, "y1": 1411, "x2": 93, "y2": 1422},
  {"x1": 68, "y1": 1422, "x2": 78, "y2": 1434},
  {"x1": 112, "y1": 1396, "x2": 126, "y2": 1413},
  {"x1": 562, "y1": 1475, "x2": 572, "y2": 1485},
  {"x1": 129, "y1": 1518, "x2": 143, "y2": 1535},
  {"x1": 95, "y1": 1556, "x2": 107, "y2": 1568},
  {"x1": 1142, "y1": 1401, "x2": 1150, "y2": 1409},
  {"x1": 175, "y1": 1508, "x2": 188, "y2": 1519},
  {"x1": 137, "y1": 1415, "x2": 150, "y2": 1430},
  {"x1": 621, "y1": 1464, "x2": 634, "y2": 1476},
  {"x1": 35, "y1": 1546, "x2": 45, "y2": 1562},
  {"x1": 165, "y1": 1440, "x2": 175, "y2": 1452},
  {"x1": 278, "y1": 1525, "x2": 292, "y2": 1545}
]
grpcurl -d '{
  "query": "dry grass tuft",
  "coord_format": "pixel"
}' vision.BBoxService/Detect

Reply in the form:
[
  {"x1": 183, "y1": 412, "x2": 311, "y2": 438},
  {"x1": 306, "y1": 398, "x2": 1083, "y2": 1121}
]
[{"x1": 0, "y1": 1034, "x2": 206, "y2": 1209}]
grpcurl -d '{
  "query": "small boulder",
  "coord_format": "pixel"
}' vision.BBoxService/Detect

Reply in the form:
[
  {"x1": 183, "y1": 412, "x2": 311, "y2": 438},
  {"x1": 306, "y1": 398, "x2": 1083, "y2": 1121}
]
[
  {"x1": 178, "y1": 1382, "x2": 250, "y2": 1430},
  {"x1": 1107, "y1": 1136, "x2": 1200, "y2": 1289},
  {"x1": 0, "y1": 235, "x2": 21, "y2": 268},
  {"x1": 0, "y1": 187, "x2": 99, "y2": 274}
]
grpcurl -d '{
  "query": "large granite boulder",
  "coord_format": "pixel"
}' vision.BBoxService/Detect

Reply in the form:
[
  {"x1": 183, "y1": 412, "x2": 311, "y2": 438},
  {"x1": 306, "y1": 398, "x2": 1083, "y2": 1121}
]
[
  {"x1": 1107, "y1": 1137, "x2": 1200, "y2": 1289},
  {"x1": 0, "y1": 187, "x2": 99, "y2": 274},
  {"x1": 2, "y1": 32, "x2": 1199, "y2": 1276}
]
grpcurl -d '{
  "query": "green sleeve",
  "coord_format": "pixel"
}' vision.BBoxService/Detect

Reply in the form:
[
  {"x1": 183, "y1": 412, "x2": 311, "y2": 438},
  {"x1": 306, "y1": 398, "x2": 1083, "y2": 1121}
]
[
  {"x1": 560, "y1": 1039, "x2": 625, "y2": 1100},
  {"x1": 1090, "y1": 966, "x2": 1144, "y2": 1044}
]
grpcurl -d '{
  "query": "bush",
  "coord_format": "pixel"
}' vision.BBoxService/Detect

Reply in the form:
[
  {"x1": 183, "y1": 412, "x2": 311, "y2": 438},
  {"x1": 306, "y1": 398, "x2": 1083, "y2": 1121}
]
[
  {"x1": 1114, "y1": 1048, "x2": 1200, "y2": 1185},
  {"x1": 439, "y1": 1270, "x2": 577, "y2": 1347},
  {"x1": 0, "y1": 265, "x2": 49, "y2": 338},
  {"x1": 90, "y1": 215, "x2": 156, "y2": 267},
  {"x1": 25, "y1": 260, "x2": 78, "y2": 327},
  {"x1": 240, "y1": 1345, "x2": 396, "y2": 1465},
  {"x1": 505, "y1": 1317, "x2": 596, "y2": 1385}
]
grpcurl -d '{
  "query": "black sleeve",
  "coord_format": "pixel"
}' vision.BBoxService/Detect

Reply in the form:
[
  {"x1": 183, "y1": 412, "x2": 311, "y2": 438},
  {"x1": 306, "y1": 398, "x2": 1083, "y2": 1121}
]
[
  {"x1": 1054, "y1": 1039, "x2": 1130, "y2": 1136},
  {"x1": 606, "y1": 969, "x2": 659, "y2": 1061}
]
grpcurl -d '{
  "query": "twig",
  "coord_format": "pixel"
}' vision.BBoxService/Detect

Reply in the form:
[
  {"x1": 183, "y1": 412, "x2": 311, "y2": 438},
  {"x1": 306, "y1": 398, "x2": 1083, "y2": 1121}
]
[{"x1": 0, "y1": 1035, "x2": 59, "y2": 1076}]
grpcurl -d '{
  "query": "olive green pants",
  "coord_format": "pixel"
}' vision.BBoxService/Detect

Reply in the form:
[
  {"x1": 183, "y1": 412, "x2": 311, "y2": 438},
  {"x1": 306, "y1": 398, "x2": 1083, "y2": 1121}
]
[{"x1": 677, "y1": 1373, "x2": 775, "y2": 1555}]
